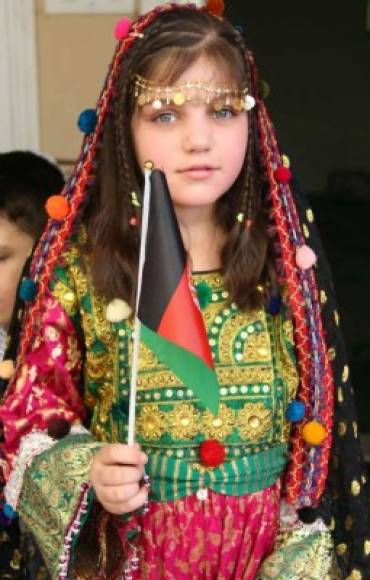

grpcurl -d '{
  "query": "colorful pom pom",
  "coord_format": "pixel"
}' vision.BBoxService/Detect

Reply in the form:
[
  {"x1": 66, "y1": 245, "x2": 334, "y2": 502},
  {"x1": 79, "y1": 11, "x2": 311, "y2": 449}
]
[
  {"x1": 259, "y1": 80, "x2": 270, "y2": 99},
  {"x1": 206, "y1": 0, "x2": 225, "y2": 16},
  {"x1": 245, "y1": 95, "x2": 256, "y2": 111},
  {"x1": 0, "y1": 360, "x2": 15, "y2": 380},
  {"x1": 77, "y1": 109, "x2": 97, "y2": 134},
  {"x1": 296, "y1": 245, "x2": 317, "y2": 270},
  {"x1": 106, "y1": 298, "x2": 132, "y2": 322},
  {"x1": 195, "y1": 281, "x2": 212, "y2": 309},
  {"x1": 286, "y1": 400, "x2": 305, "y2": 422},
  {"x1": 45, "y1": 195, "x2": 69, "y2": 220},
  {"x1": 267, "y1": 294, "x2": 281, "y2": 316},
  {"x1": 19, "y1": 278, "x2": 37, "y2": 301},
  {"x1": 129, "y1": 216, "x2": 138, "y2": 226},
  {"x1": 114, "y1": 17, "x2": 131, "y2": 41},
  {"x1": 47, "y1": 418, "x2": 71, "y2": 439},
  {"x1": 199, "y1": 439, "x2": 226, "y2": 467},
  {"x1": 234, "y1": 25, "x2": 244, "y2": 35},
  {"x1": 301, "y1": 420, "x2": 327, "y2": 446},
  {"x1": 274, "y1": 166, "x2": 292, "y2": 183},
  {"x1": 3, "y1": 504, "x2": 16, "y2": 520}
]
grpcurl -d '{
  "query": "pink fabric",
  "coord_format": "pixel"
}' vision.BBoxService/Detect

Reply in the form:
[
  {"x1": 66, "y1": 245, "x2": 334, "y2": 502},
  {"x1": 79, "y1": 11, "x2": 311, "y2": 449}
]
[
  {"x1": 0, "y1": 291, "x2": 85, "y2": 467},
  {"x1": 122, "y1": 482, "x2": 280, "y2": 579}
]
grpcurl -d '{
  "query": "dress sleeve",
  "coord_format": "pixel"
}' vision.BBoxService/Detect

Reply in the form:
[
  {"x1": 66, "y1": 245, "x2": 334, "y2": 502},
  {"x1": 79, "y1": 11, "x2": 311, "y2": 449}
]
[{"x1": 0, "y1": 264, "x2": 107, "y2": 578}]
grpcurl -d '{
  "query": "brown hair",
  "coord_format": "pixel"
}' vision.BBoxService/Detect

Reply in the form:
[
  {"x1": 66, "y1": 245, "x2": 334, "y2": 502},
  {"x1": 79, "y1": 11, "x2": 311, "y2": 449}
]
[{"x1": 86, "y1": 8, "x2": 274, "y2": 309}]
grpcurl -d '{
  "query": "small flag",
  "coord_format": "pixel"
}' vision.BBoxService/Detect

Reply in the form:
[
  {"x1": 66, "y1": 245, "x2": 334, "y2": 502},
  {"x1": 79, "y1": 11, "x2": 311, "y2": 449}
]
[{"x1": 138, "y1": 170, "x2": 219, "y2": 414}]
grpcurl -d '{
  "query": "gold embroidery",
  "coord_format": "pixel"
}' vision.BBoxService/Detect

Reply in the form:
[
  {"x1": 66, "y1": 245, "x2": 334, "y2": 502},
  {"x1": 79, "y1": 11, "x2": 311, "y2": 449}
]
[
  {"x1": 348, "y1": 571, "x2": 363, "y2": 580},
  {"x1": 201, "y1": 403, "x2": 235, "y2": 440},
  {"x1": 336, "y1": 543, "x2": 347, "y2": 555},
  {"x1": 342, "y1": 365, "x2": 349, "y2": 382},
  {"x1": 237, "y1": 403, "x2": 273, "y2": 441},
  {"x1": 136, "y1": 404, "x2": 166, "y2": 440},
  {"x1": 166, "y1": 404, "x2": 200, "y2": 439},
  {"x1": 306, "y1": 208, "x2": 314, "y2": 222},
  {"x1": 51, "y1": 280, "x2": 78, "y2": 317},
  {"x1": 351, "y1": 480, "x2": 361, "y2": 496}
]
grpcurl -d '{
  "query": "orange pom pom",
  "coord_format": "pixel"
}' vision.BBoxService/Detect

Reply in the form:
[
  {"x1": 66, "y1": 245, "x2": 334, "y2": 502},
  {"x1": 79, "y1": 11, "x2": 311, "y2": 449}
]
[
  {"x1": 0, "y1": 359, "x2": 15, "y2": 380},
  {"x1": 206, "y1": 0, "x2": 225, "y2": 16},
  {"x1": 301, "y1": 420, "x2": 327, "y2": 446},
  {"x1": 45, "y1": 195, "x2": 69, "y2": 220}
]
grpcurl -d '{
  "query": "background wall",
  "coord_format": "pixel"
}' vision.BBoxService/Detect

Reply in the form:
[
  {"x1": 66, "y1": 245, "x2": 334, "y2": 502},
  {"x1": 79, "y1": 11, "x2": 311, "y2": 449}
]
[
  {"x1": 35, "y1": 0, "x2": 126, "y2": 161},
  {"x1": 226, "y1": 0, "x2": 370, "y2": 194}
]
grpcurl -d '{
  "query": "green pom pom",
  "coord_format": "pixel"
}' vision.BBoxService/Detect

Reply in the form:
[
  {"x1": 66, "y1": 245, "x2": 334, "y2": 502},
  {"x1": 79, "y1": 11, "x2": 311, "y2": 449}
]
[
  {"x1": 259, "y1": 80, "x2": 271, "y2": 99},
  {"x1": 195, "y1": 281, "x2": 212, "y2": 309}
]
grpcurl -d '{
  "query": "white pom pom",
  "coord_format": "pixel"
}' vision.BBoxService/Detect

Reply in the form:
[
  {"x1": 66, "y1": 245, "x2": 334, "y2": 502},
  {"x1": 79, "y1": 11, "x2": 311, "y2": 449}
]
[
  {"x1": 245, "y1": 95, "x2": 256, "y2": 111},
  {"x1": 106, "y1": 299, "x2": 132, "y2": 322}
]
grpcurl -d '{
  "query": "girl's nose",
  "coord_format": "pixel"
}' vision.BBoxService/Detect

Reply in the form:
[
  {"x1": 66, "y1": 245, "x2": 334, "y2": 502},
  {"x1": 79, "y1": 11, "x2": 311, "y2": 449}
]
[{"x1": 182, "y1": 113, "x2": 213, "y2": 152}]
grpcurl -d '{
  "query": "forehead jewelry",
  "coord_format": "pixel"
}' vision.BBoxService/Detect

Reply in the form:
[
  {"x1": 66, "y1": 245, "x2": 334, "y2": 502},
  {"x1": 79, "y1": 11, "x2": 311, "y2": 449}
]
[{"x1": 133, "y1": 75, "x2": 256, "y2": 111}]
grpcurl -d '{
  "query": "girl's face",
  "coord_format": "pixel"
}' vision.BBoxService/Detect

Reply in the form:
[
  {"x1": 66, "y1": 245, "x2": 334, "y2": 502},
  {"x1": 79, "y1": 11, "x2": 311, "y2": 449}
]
[
  {"x1": 0, "y1": 213, "x2": 33, "y2": 329},
  {"x1": 132, "y1": 56, "x2": 248, "y2": 215}
]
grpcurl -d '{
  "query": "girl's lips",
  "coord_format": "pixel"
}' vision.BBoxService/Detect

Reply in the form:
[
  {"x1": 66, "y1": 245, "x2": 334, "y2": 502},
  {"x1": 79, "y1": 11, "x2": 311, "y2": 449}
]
[{"x1": 177, "y1": 166, "x2": 218, "y2": 179}]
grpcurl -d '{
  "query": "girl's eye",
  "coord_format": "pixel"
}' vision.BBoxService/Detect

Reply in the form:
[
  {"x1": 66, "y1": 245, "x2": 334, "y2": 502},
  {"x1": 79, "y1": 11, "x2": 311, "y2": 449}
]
[
  {"x1": 154, "y1": 111, "x2": 178, "y2": 123},
  {"x1": 211, "y1": 107, "x2": 238, "y2": 119}
]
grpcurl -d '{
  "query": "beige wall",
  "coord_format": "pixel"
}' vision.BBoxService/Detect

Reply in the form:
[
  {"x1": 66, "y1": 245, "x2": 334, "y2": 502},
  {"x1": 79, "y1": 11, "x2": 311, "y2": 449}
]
[{"x1": 35, "y1": 0, "x2": 135, "y2": 161}]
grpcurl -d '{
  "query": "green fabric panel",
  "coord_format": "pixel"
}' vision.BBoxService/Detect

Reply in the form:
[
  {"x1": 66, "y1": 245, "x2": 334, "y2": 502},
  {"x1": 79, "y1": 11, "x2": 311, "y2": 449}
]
[
  {"x1": 146, "y1": 443, "x2": 287, "y2": 501},
  {"x1": 18, "y1": 434, "x2": 103, "y2": 579}
]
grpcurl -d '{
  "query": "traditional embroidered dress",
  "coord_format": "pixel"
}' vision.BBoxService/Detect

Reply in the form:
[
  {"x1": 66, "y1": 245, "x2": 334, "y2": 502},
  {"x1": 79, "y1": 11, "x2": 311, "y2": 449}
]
[{"x1": 0, "y1": 237, "x2": 336, "y2": 578}]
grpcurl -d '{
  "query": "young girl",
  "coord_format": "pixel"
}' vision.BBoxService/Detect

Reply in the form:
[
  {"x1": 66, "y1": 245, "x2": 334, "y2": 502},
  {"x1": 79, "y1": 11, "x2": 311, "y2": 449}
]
[{"x1": 0, "y1": 3, "x2": 369, "y2": 579}]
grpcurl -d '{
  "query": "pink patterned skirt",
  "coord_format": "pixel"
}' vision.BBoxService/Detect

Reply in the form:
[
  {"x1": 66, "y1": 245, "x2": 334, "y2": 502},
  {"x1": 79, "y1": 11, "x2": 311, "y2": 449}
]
[{"x1": 122, "y1": 481, "x2": 280, "y2": 579}]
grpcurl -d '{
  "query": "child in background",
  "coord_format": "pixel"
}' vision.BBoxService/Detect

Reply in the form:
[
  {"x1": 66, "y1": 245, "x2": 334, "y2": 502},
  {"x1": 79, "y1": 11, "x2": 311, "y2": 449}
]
[
  {"x1": 0, "y1": 150, "x2": 64, "y2": 579},
  {"x1": 0, "y1": 4, "x2": 369, "y2": 579}
]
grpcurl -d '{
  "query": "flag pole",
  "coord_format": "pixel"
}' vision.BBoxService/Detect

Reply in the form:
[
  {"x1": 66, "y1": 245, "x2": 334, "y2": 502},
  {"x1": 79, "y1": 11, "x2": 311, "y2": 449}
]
[{"x1": 127, "y1": 161, "x2": 154, "y2": 446}]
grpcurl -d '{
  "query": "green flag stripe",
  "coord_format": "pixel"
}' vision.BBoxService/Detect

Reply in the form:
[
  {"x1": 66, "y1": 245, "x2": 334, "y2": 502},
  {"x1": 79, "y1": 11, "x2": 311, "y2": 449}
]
[{"x1": 141, "y1": 324, "x2": 219, "y2": 414}]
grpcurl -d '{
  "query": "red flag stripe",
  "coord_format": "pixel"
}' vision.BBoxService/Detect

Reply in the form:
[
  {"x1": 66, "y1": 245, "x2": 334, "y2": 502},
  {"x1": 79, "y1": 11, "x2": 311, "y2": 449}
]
[{"x1": 157, "y1": 269, "x2": 214, "y2": 369}]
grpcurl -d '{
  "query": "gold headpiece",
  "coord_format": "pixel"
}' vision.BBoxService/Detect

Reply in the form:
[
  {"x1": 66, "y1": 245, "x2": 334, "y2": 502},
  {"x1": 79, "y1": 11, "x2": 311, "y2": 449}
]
[{"x1": 133, "y1": 75, "x2": 256, "y2": 112}]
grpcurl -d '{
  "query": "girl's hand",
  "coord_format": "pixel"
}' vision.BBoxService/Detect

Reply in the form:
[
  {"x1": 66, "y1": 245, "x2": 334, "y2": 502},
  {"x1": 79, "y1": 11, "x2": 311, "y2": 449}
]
[{"x1": 90, "y1": 443, "x2": 149, "y2": 515}]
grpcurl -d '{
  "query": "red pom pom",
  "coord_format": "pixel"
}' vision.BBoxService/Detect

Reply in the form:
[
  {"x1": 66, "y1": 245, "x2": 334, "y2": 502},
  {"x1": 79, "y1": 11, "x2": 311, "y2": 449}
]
[
  {"x1": 274, "y1": 166, "x2": 292, "y2": 183},
  {"x1": 45, "y1": 195, "x2": 69, "y2": 220},
  {"x1": 114, "y1": 18, "x2": 131, "y2": 41},
  {"x1": 199, "y1": 439, "x2": 226, "y2": 467}
]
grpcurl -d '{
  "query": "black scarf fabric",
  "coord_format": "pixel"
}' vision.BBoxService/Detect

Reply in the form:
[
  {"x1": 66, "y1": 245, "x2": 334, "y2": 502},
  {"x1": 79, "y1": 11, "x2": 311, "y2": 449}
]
[{"x1": 291, "y1": 180, "x2": 370, "y2": 578}]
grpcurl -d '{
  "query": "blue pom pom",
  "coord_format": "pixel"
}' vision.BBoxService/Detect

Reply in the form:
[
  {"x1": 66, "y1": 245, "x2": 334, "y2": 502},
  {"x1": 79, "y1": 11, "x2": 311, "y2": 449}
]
[
  {"x1": 19, "y1": 278, "x2": 37, "y2": 301},
  {"x1": 286, "y1": 400, "x2": 305, "y2": 422},
  {"x1": 195, "y1": 281, "x2": 212, "y2": 310},
  {"x1": 77, "y1": 108, "x2": 97, "y2": 134},
  {"x1": 267, "y1": 294, "x2": 281, "y2": 315},
  {"x1": 3, "y1": 503, "x2": 17, "y2": 520}
]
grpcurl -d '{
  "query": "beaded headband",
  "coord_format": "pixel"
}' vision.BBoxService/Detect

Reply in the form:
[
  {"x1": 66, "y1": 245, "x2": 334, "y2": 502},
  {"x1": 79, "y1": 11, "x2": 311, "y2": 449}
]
[{"x1": 133, "y1": 74, "x2": 256, "y2": 111}]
